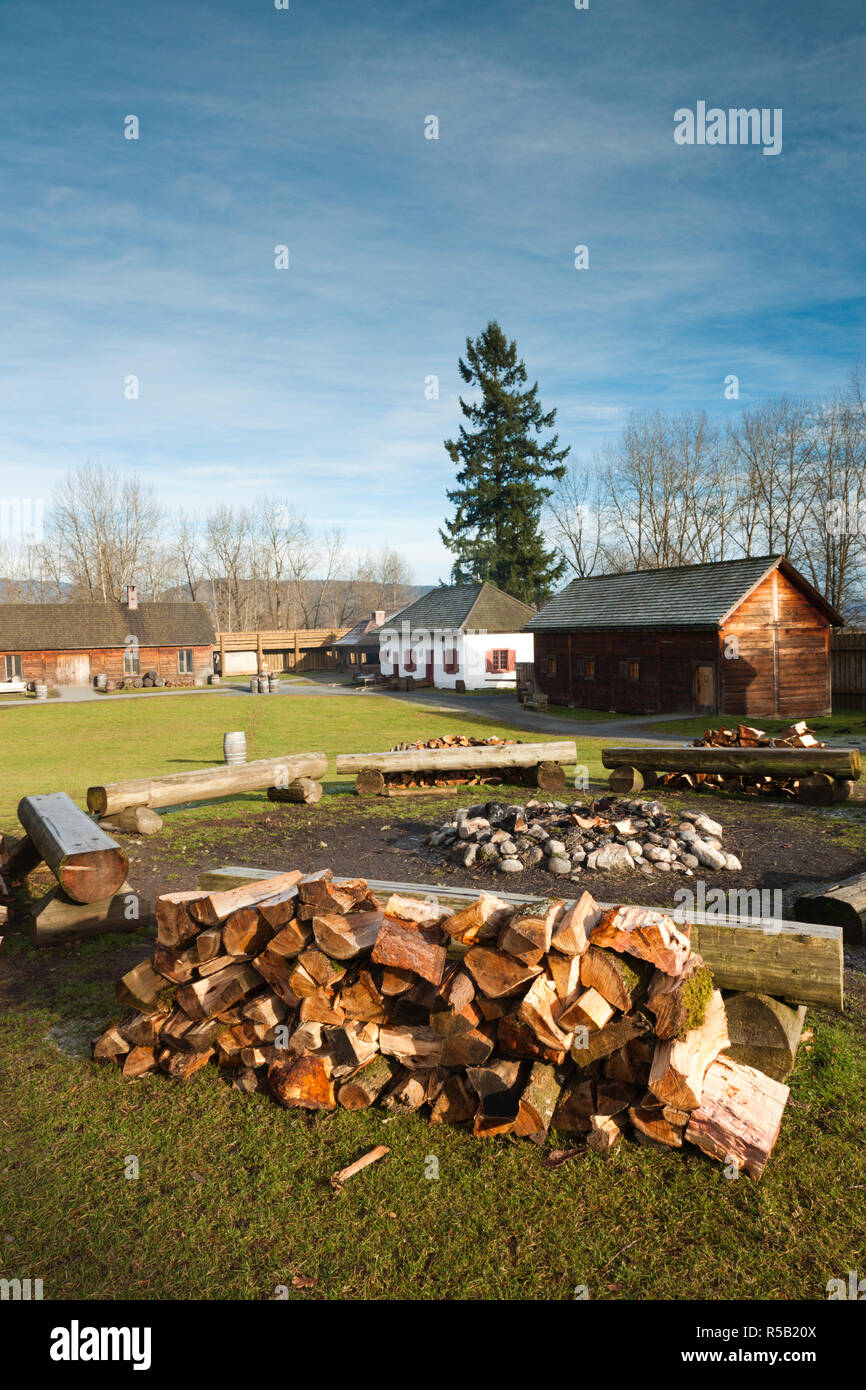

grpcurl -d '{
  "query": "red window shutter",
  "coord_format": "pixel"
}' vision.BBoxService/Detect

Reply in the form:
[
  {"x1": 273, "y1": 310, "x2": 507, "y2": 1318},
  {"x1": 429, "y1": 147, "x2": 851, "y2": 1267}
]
[
  {"x1": 485, "y1": 650, "x2": 495, "y2": 673},
  {"x1": 507, "y1": 649, "x2": 516, "y2": 671}
]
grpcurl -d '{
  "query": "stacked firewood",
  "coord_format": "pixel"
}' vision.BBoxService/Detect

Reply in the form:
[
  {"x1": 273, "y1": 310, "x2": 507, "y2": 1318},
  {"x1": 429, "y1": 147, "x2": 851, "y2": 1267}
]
[
  {"x1": 390, "y1": 736, "x2": 518, "y2": 751},
  {"x1": 659, "y1": 721, "x2": 826, "y2": 798},
  {"x1": 385, "y1": 734, "x2": 520, "y2": 789},
  {"x1": 93, "y1": 870, "x2": 790, "y2": 1177}
]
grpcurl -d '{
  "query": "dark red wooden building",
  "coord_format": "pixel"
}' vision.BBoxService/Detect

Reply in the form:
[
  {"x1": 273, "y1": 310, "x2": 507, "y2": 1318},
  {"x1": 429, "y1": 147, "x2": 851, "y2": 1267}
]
[{"x1": 524, "y1": 556, "x2": 843, "y2": 718}]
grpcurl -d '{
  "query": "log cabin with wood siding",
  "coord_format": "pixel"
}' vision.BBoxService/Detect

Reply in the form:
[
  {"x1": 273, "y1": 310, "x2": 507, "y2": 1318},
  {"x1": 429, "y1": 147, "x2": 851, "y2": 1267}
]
[
  {"x1": 524, "y1": 556, "x2": 842, "y2": 717},
  {"x1": 0, "y1": 588, "x2": 215, "y2": 687}
]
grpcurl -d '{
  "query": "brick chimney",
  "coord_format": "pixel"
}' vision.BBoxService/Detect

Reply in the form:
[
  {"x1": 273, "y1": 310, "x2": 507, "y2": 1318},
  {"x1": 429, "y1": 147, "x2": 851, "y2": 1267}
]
[
  {"x1": 372, "y1": 610, "x2": 385, "y2": 627},
  {"x1": 125, "y1": 584, "x2": 138, "y2": 611}
]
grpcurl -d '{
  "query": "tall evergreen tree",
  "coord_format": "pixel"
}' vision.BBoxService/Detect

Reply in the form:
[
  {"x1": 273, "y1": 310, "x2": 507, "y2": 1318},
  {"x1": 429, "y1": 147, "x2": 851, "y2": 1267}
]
[{"x1": 439, "y1": 321, "x2": 569, "y2": 605}]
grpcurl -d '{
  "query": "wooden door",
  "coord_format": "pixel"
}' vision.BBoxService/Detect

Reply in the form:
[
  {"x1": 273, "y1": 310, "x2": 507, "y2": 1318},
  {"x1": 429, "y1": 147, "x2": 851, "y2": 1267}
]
[
  {"x1": 695, "y1": 664, "x2": 714, "y2": 711},
  {"x1": 56, "y1": 653, "x2": 91, "y2": 685}
]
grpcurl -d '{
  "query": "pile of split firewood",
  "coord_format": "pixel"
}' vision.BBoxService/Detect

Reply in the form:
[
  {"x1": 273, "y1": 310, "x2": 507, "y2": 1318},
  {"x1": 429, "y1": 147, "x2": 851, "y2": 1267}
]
[
  {"x1": 390, "y1": 736, "x2": 518, "y2": 751},
  {"x1": 658, "y1": 720, "x2": 826, "y2": 798},
  {"x1": 92, "y1": 870, "x2": 789, "y2": 1177}
]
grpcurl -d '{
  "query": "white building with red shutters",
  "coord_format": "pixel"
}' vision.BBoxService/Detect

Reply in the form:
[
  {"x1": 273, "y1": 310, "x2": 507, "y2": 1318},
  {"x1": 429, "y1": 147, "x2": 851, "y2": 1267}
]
[{"x1": 375, "y1": 582, "x2": 535, "y2": 691}]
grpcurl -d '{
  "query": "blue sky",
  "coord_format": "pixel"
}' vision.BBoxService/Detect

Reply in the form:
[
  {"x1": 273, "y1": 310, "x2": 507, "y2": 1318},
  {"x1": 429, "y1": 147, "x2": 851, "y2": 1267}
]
[{"x1": 1, "y1": 0, "x2": 864, "y2": 581}]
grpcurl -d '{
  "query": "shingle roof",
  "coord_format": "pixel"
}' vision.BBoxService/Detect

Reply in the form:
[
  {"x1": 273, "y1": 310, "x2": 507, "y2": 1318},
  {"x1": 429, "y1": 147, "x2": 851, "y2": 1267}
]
[
  {"x1": 0, "y1": 601, "x2": 216, "y2": 652},
  {"x1": 334, "y1": 606, "x2": 411, "y2": 648},
  {"x1": 525, "y1": 556, "x2": 843, "y2": 631},
  {"x1": 374, "y1": 582, "x2": 536, "y2": 635}
]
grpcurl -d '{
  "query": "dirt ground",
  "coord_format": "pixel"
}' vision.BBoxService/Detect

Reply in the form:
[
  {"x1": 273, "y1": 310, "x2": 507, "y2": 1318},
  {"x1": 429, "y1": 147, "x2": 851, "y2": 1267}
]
[{"x1": 124, "y1": 793, "x2": 866, "y2": 920}]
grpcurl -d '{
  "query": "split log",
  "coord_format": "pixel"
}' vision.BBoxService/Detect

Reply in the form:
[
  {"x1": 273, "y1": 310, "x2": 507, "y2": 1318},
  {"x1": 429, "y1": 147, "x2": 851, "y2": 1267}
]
[
  {"x1": 570, "y1": 1012, "x2": 650, "y2": 1067},
  {"x1": 380, "y1": 966, "x2": 415, "y2": 996},
  {"x1": 550, "y1": 892, "x2": 601, "y2": 956},
  {"x1": 580, "y1": 947, "x2": 652, "y2": 1012},
  {"x1": 29, "y1": 881, "x2": 144, "y2": 945},
  {"x1": 430, "y1": 1011, "x2": 494, "y2": 1067},
  {"x1": 18, "y1": 793, "x2": 129, "y2": 903},
  {"x1": 268, "y1": 1054, "x2": 335, "y2": 1110},
  {"x1": 312, "y1": 909, "x2": 383, "y2": 960},
  {"x1": 241, "y1": 992, "x2": 286, "y2": 1028},
  {"x1": 497, "y1": 1013, "x2": 567, "y2": 1064},
  {"x1": 160, "y1": 1047, "x2": 214, "y2": 1081},
  {"x1": 267, "y1": 778, "x2": 323, "y2": 805},
  {"x1": 645, "y1": 954, "x2": 713, "y2": 1040},
  {"x1": 553, "y1": 1076, "x2": 596, "y2": 1134},
  {"x1": 587, "y1": 1112, "x2": 625, "y2": 1154},
  {"x1": 629, "y1": 1096, "x2": 685, "y2": 1148},
  {"x1": 116, "y1": 959, "x2": 174, "y2": 1014},
  {"x1": 430, "y1": 1074, "x2": 477, "y2": 1125},
  {"x1": 382, "y1": 1068, "x2": 434, "y2": 1112},
  {"x1": 298, "y1": 872, "x2": 371, "y2": 914},
  {"x1": 442, "y1": 894, "x2": 512, "y2": 943},
  {"x1": 93, "y1": 1027, "x2": 131, "y2": 1062},
  {"x1": 156, "y1": 891, "x2": 206, "y2": 949},
  {"x1": 297, "y1": 947, "x2": 345, "y2": 990},
  {"x1": 327, "y1": 1020, "x2": 379, "y2": 1071},
  {"x1": 190, "y1": 871, "x2": 303, "y2": 927},
  {"x1": 467, "y1": 1059, "x2": 524, "y2": 1135},
  {"x1": 175, "y1": 962, "x2": 262, "y2": 1021},
  {"x1": 547, "y1": 951, "x2": 583, "y2": 1007},
  {"x1": 1, "y1": 833, "x2": 43, "y2": 885},
  {"x1": 371, "y1": 916, "x2": 447, "y2": 986},
  {"x1": 519, "y1": 975, "x2": 574, "y2": 1051},
  {"x1": 463, "y1": 945, "x2": 542, "y2": 998},
  {"x1": 122, "y1": 1045, "x2": 158, "y2": 1078},
  {"x1": 498, "y1": 899, "x2": 563, "y2": 963},
  {"x1": 590, "y1": 906, "x2": 690, "y2": 977},
  {"x1": 299, "y1": 990, "x2": 344, "y2": 1026},
  {"x1": 595, "y1": 1079, "x2": 640, "y2": 1116},
  {"x1": 87, "y1": 752, "x2": 328, "y2": 816},
  {"x1": 256, "y1": 888, "x2": 299, "y2": 929},
  {"x1": 383, "y1": 894, "x2": 447, "y2": 928},
  {"x1": 222, "y1": 907, "x2": 274, "y2": 958},
  {"x1": 339, "y1": 969, "x2": 386, "y2": 1023},
  {"x1": 194, "y1": 927, "x2": 223, "y2": 963},
  {"x1": 152, "y1": 942, "x2": 198, "y2": 984},
  {"x1": 723, "y1": 992, "x2": 806, "y2": 1082},
  {"x1": 337, "y1": 1055, "x2": 394, "y2": 1110},
  {"x1": 559, "y1": 987, "x2": 615, "y2": 1034},
  {"x1": 515, "y1": 1062, "x2": 564, "y2": 1141},
  {"x1": 647, "y1": 990, "x2": 730, "y2": 1110},
  {"x1": 121, "y1": 1012, "x2": 167, "y2": 1048},
  {"x1": 378, "y1": 1024, "x2": 442, "y2": 1068},
  {"x1": 685, "y1": 1055, "x2": 790, "y2": 1179}
]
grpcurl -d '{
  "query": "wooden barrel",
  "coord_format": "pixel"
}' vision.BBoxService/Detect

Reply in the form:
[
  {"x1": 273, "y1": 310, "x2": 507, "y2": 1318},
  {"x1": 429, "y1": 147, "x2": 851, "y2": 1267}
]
[
  {"x1": 250, "y1": 676, "x2": 259, "y2": 694},
  {"x1": 223, "y1": 731, "x2": 247, "y2": 766},
  {"x1": 209, "y1": 673, "x2": 221, "y2": 685},
  {"x1": 268, "y1": 676, "x2": 280, "y2": 693},
  {"x1": 96, "y1": 673, "x2": 107, "y2": 691},
  {"x1": 35, "y1": 683, "x2": 47, "y2": 701}
]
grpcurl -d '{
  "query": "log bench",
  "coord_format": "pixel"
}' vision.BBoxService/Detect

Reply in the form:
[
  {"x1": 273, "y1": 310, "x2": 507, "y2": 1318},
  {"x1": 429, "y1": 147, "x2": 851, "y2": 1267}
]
[
  {"x1": 601, "y1": 744, "x2": 861, "y2": 803},
  {"x1": 335, "y1": 739, "x2": 577, "y2": 795},
  {"x1": 12, "y1": 793, "x2": 130, "y2": 903},
  {"x1": 196, "y1": 865, "x2": 844, "y2": 1011},
  {"x1": 87, "y1": 752, "x2": 328, "y2": 816}
]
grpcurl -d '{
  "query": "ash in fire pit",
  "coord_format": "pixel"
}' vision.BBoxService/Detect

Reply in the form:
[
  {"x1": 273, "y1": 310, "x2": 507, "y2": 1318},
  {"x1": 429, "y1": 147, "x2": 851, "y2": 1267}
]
[{"x1": 425, "y1": 797, "x2": 742, "y2": 880}]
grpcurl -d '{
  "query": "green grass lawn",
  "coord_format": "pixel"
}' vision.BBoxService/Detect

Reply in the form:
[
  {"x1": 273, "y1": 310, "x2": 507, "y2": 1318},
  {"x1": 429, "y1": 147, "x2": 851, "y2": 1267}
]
[
  {"x1": 0, "y1": 690, "x2": 863, "y2": 1301},
  {"x1": 0, "y1": 690, "x2": 602, "y2": 832}
]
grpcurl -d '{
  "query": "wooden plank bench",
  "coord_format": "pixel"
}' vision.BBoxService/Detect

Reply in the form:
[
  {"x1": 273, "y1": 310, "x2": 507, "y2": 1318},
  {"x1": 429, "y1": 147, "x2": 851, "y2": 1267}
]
[
  {"x1": 601, "y1": 744, "x2": 862, "y2": 804},
  {"x1": 522, "y1": 692, "x2": 549, "y2": 713},
  {"x1": 335, "y1": 739, "x2": 577, "y2": 794}
]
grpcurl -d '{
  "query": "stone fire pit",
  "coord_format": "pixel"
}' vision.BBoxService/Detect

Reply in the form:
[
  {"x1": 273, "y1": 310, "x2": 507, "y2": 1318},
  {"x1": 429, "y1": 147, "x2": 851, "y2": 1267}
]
[{"x1": 424, "y1": 796, "x2": 742, "y2": 881}]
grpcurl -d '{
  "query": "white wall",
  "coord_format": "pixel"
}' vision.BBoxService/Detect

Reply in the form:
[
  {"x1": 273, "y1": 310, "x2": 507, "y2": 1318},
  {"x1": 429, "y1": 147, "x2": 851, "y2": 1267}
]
[{"x1": 378, "y1": 630, "x2": 534, "y2": 690}]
